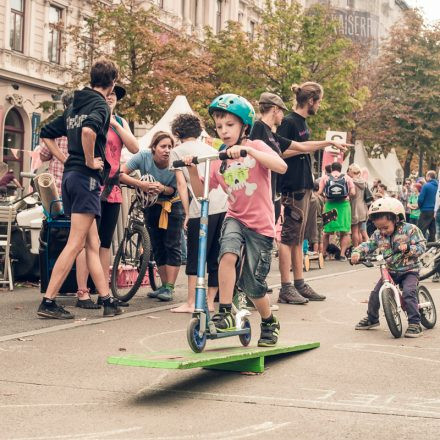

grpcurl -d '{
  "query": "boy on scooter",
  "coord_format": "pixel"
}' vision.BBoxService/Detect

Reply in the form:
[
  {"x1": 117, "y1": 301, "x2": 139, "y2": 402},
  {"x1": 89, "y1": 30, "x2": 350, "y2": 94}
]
[
  {"x1": 351, "y1": 198, "x2": 426, "y2": 338},
  {"x1": 184, "y1": 94, "x2": 287, "y2": 346}
]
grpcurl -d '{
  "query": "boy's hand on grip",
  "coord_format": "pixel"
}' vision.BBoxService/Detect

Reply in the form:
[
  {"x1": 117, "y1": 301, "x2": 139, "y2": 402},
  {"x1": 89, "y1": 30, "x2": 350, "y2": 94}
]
[{"x1": 227, "y1": 145, "x2": 248, "y2": 159}]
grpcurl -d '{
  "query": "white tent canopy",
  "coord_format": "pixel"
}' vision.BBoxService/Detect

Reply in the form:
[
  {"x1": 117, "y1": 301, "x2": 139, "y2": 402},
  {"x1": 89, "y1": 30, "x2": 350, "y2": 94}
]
[
  {"x1": 139, "y1": 95, "x2": 206, "y2": 149},
  {"x1": 343, "y1": 141, "x2": 404, "y2": 192}
]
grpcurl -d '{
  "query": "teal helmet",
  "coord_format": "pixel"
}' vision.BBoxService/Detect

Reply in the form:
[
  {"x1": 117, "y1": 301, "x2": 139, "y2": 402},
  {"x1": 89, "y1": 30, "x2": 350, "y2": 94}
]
[{"x1": 208, "y1": 94, "x2": 256, "y2": 132}]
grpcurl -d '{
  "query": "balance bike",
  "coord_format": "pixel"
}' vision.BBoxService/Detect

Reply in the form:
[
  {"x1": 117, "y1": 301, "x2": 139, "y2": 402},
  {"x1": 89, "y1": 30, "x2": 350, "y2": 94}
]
[{"x1": 173, "y1": 150, "x2": 251, "y2": 353}]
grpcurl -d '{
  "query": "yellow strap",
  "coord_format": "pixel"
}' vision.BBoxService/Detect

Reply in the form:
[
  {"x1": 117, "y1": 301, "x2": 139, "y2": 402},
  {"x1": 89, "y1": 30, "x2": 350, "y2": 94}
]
[{"x1": 157, "y1": 195, "x2": 180, "y2": 229}]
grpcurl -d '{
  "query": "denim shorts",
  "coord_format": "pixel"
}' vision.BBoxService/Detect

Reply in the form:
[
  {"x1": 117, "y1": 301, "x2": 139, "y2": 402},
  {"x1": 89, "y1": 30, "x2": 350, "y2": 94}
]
[
  {"x1": 61, "y1": 171, "x2": 101, "y2": 218},
  {"x1": 219, "y1": 217, "x2": 273, "y2": 299}
]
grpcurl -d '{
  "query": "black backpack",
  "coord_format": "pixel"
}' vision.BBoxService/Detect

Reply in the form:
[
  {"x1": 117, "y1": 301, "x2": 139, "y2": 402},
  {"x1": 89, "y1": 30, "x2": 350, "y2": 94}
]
[{"x1": 324, "y1": 174, "x2": 349, "y2": 201}]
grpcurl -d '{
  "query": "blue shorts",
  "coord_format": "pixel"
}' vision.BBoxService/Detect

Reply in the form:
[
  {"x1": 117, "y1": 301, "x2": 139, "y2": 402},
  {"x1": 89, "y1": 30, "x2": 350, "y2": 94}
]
[{"x1": 61, "y1": 171, "x2": 101, "y2": 218}]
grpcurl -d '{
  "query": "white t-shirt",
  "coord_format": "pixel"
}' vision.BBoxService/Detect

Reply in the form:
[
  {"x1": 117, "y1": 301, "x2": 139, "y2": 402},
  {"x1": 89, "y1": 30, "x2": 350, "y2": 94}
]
[{"x1": 170, "y1": 140, "x2": 228, "y2": 218}]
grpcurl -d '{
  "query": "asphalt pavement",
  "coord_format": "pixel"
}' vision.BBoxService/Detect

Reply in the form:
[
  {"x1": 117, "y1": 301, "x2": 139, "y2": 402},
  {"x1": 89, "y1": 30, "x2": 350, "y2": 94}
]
[{"x1": 1, "y1": 259, "x2": 440, "y2": 439}]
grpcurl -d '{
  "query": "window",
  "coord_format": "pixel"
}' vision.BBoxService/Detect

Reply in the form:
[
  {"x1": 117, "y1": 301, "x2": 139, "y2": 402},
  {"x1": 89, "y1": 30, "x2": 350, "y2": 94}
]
[
  {"x1": 216, "y1": 0, "x2": 222, "y2": 33},
  {"x1": 10, "y1": 0, "x2": 25, "y2": 52},
  {"x1": 48, "y1": 5, "x2": 63, "y2": 64},
  {"x1": 249, "y1": 20, "x2": 256, "y2": 41},
  {"x1": 3, "y1": 109, "x2": 24, "y2": 178}
]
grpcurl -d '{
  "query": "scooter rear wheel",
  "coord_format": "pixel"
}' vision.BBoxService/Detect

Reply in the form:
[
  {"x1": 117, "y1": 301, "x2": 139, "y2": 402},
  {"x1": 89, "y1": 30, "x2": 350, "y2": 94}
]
[
  {"x1": 381, "y1": 288, "x2": 403, "y2": 338},
  {"x1": 187, "y1": 317, "x2": 207, "y2": 353},
  {"x1": 418, "y1": 285, "x2": 437, "y2": 329},
  {"x1": 239, "y1": 317, "x2": 251, "y2": 347}
]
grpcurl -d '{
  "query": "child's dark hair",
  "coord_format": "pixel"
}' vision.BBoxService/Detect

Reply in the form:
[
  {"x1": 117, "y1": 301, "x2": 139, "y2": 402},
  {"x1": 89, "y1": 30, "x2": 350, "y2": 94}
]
[
  {"x1": 211, "y1": 109, "x2": 251, "y2": 136},
  {"x1": 331, "y1": 162, "x2": 342, "y2": 172},
  {"x1": 90, "y1": 58, "x2": 118, "y2": 89},
  {"x1": 171, "y1": 114, "x2": 202, "y2": 140},
  {"x1": 370, "y1": 212, "x2": 397, "y2": 223}
]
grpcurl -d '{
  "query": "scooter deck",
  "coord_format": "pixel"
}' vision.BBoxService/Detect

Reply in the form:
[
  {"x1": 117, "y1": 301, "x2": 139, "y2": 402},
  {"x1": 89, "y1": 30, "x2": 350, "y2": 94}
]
[{"x1": 107, "y1": 342, "x2": 320, "y2": 373}]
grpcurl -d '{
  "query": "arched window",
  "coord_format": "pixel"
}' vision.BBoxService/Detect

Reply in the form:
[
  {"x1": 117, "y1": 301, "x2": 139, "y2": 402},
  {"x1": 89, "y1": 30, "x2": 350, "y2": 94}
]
[{"x1": 3, "y1": 108, "x2": 24, "y2": 179}]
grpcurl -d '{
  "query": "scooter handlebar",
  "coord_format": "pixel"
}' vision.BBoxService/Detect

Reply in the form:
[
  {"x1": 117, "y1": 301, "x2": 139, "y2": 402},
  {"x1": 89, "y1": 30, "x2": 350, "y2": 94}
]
[{"x1": 172, "y1": 150, "x2": 247, "y2": 168}]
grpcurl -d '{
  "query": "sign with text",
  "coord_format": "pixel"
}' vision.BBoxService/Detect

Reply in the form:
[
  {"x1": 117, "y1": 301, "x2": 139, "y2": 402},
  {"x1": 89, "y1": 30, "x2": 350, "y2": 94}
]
[
  {"x1": 322, "y1": 131, "x2": 346, "y2": 174},
  {"x1": 31, "y1": 112, "x2": 41, "y2": 150}
]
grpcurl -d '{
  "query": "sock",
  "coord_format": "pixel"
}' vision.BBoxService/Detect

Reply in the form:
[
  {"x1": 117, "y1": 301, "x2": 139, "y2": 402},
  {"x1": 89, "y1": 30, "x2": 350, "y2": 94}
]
[
  {"x1": 281, "y1": 282, "x2": 292, "y2": 288},
  {"x1": 165, "y1": 283, "x2": 175, "y2": 290},
  {"x1": 262, "y1": 314, "x2": 275, "y2": 324},
  {"x1": 42, "y1": 297, "x2": 54, "y2": 306},
  {"x1": 294, "y1": 279, "x2": 305, "y2": 289},
  {"x1": 219, "y1": 303, "x2": 232, "y2": 313}
]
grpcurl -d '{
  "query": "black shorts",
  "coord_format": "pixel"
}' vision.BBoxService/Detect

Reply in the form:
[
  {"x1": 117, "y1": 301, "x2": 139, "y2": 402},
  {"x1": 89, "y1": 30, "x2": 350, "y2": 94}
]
[
  {"x1": 62, "y1": 171, "x2": 101, "y2": 218},
  {"x1": 97, "y1": 201, "x2": 120, "y2": 248},
  {"x1": 145, "y1": 203, "x2": 184, "y2": 267},
  {"x1": 186, "y1": 212, "x2": 225, "y2": 287}
]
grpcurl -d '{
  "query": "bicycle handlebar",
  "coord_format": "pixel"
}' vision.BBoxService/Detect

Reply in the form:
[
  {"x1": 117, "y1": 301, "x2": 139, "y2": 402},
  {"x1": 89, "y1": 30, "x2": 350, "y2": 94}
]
[{"x1": 172, "y1": 150, "x2": 247, "y2": 168}]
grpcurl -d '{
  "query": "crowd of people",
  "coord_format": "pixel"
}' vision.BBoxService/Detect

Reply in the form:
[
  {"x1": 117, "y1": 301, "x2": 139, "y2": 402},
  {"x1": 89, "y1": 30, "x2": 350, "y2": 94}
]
[{"x1": 32, "y1": 57, "x2": 437, "y2": 345}]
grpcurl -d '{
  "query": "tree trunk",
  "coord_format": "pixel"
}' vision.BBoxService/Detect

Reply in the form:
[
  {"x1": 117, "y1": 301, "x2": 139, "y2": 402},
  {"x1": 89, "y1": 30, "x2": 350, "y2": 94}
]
[
  {"x1": 403, "y1": 149, "x2": 414, "y2": 178},
  {"x1": 418, "y1": 146, "x2": 424, "y2": 177},
  {"x1": 348, "y1": 128, "x2": 356, "y2": 165}
]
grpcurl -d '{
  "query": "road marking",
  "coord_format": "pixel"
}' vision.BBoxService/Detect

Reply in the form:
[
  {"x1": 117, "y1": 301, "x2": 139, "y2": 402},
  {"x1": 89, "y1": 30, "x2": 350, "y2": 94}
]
[
  {"x1": 0, "y1": 402, "x2": 115, "y2": 409},
  {"x1": 0, "y1": 304, "x2": 178, "y2": 343}
]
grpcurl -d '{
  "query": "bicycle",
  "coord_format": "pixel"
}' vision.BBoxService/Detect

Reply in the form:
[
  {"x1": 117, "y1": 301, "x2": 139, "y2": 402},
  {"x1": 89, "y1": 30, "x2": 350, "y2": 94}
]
[
  {"x1": 110, "y1": 195, "x2": 161, "y2": 302},
  {"x1": 418, "y1": 241, "x2": 440, "y2": 281},
  {"x1": 353, "y1": 252, "x2": 436, "y2": 338}
]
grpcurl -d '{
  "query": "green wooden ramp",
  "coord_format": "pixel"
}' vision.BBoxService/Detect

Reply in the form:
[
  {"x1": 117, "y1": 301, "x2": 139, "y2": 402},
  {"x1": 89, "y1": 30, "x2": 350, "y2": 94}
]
[{"x1": 107, "y1": 342, "x2": 319, "y2": 373}]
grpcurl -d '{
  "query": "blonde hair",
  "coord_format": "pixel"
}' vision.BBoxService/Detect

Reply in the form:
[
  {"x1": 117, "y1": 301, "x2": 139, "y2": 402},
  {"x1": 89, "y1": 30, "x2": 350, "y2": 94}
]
[
  {"x1": 291, "y1": 82, "x2": 323, "y2": 108},
  {"x1": 348, "y1": 163, "x2": 361, "y2": 175}
]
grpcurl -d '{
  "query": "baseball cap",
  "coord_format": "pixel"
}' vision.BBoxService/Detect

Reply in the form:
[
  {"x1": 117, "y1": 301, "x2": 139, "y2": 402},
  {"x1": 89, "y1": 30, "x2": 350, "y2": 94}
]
[
  {"x1": 113, "y1": 85, "x2": 126, "y2": 101},
  {"x1": 258, "y1": 92, "x2": 288, "y2": 111}
]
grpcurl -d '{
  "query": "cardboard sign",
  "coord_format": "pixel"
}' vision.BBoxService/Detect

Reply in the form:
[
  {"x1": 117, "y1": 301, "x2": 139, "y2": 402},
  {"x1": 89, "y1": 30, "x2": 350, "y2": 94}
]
[{"x1": 322, "y1": 131, "x2": 346, "y2": 174}]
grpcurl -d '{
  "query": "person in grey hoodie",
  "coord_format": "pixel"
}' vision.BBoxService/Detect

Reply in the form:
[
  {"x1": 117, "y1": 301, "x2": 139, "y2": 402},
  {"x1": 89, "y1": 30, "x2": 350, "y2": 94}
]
[
  {"x1": 418, "y1": 170, "x2": 438, "y2": 242},
  {"x1": 36, "y1": 58, "x2": 122, "y2": 320}
]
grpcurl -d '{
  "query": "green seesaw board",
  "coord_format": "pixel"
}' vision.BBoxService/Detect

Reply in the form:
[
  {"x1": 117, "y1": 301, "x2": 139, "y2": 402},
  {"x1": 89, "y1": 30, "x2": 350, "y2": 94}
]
[{"x1": 107, "y1": 342, "x2": 320, "y2": 373}]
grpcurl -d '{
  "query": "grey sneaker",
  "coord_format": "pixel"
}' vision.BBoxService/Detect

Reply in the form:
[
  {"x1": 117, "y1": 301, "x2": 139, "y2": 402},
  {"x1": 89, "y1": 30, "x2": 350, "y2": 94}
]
[
  {"x1": 278, "y1": 284, "x2": 308, "y2": 305},
  {"x1": 296, "y1": 283, "x2": 326, "y2": 301},
  {"x1": 147, "y1": 285, "x2": 166, "y2": 298},
  {"x1": 432, "y1": 273, "x2": 440, "y2": 283},
  {"x1": 404, "y1": 323, "x2": 423, "y2": 338},
  {"x1": 157, "y1": 288, "x2": 174, "y2": 302},
  {"x1": 355, "y1": 316, "x2": 379, "y2": 330}
]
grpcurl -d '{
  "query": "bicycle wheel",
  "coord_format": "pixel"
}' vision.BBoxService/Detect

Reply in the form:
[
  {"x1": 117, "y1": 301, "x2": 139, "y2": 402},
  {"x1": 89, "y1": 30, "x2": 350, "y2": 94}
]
[
  {"x1": 381, "y1": 288, "x2": 403, "y2": 338},
  {"x1": 148, "y1": 259, "x2": 162, "y2": 291},
  {"x1": 418, "y1": 285, "x2": 437, "y2": 329},
  {"x1": 111, "y1": 223, "x2": 150, "y2": 302},
  {"x1": 419, "y1": 245, "x2": 440, "y2": 281}
]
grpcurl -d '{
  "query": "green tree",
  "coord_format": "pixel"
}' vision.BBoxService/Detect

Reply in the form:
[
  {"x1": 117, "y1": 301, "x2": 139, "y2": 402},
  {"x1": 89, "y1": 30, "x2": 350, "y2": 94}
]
[
  {"x1": 68, "y1": 0, "x2": 214, "y2": 125},
  {"x1": 357, "y1": 10, "x2": 440, "y2": 175}
]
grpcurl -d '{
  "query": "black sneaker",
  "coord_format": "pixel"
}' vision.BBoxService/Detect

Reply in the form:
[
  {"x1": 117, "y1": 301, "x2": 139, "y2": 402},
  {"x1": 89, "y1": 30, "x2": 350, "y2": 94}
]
[
  {"x1": 97, "y1": 297, "x2": 129, "y2": 307},
  {"x1": 212, "y1": 312, "x2": 236, "y2": 332},
  {"x1": 355, "y1": 316, "x2": 379, "y2": 330},
  {"x1": 296, "y1": 283, "x2": 326, "y2": 301},
  {"x1": 404, "y1": 323, "x2": 423, "y2": 338},
  {"x1": 37, "y1": 301, "x2": 74, "y2": 320},
  {"x1": 103, "y1": 300, "x2": 124, "y2": 317},
  {"x1": 258, "y1": 316, "x2": 280, "y2": 347},
  {"x1": 278, "y1": 285, "x2": 308, "y2": 305}
]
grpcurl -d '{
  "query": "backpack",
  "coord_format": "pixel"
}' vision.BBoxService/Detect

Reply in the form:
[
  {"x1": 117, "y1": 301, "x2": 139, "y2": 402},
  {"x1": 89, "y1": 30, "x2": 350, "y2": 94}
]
[{"x1": 324, "y1": 173, "x2": 348, "y2": 201}]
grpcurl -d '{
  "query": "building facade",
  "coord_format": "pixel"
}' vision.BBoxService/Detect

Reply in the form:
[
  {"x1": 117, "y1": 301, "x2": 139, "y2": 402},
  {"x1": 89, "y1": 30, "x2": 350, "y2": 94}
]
[{"x1": 304, "y1": 0, "x2": 409, "y2": 53}]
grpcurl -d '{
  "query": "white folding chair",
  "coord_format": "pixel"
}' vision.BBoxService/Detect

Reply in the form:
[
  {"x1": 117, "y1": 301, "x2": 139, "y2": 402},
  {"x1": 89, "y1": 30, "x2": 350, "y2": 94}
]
[{"x1": 0, "y1": 205, "x2": 16, "y2": 290}]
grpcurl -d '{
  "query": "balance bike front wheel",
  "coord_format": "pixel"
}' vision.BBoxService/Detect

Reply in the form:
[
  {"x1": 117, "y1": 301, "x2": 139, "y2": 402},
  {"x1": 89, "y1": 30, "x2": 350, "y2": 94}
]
[
  {"x1": 187, "y1": 317, "x2": 207, "y2": 353},
  {"x1": 418, "y1": 285, "x2": 437, "y2": 329},
  {"x1": 239, "y1": 317, "x2": 251, "y2": 347},
  {"x1": 381, "y1": 288, "x2": 403, "y2": 338}
]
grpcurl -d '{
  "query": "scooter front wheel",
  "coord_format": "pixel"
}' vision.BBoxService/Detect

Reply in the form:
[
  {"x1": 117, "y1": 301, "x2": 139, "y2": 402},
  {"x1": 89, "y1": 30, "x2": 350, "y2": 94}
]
[
  {"x1": 381, "y1": 288, "x2": 402, "y2": 338},
  {"x1": 239, "y1": 317, "x2": 251, "y2": 347},
  {"x1": 187, "y1": 317, "x2": 207, "y2": 353}
]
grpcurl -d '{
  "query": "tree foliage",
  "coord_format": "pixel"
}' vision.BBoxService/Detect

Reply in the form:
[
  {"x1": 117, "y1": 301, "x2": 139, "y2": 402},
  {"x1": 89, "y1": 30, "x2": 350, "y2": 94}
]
[{"x1": 67, "y1": 0, "x2": 214, "y2": 124}]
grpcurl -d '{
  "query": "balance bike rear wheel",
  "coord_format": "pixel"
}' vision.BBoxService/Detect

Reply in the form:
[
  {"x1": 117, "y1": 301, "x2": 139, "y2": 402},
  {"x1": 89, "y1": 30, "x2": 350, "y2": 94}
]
[
  {"x1": 418, "y1": 285, "x2": 437, "y2": 329},
  {"x1": 187, "y1": 317, "x2": 207, "y2": 353},
  {"x1": 381, "y1": 288, "x2": 403, "y2": 338},
  {"x1": 239, "y1": 317, "x2": 251, "y2": 347}
]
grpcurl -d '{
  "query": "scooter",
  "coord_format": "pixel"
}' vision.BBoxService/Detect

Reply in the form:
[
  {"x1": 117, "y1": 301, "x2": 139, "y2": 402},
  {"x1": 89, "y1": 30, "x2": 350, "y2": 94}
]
[{"x1": 173, "y1": 150, "x2": 251, "y2": 353}]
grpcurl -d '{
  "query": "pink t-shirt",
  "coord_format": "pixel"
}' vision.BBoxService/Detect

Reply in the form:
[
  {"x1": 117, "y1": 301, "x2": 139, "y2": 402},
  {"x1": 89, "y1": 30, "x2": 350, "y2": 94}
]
[
  {"x1": 209, "y1": 139, "x2": 277, "y2": 238},
  {"x1": 103, "y1": 126, "x2": 123, "y2": 203},
  {"x1": 319, "y1": 171, "x2": 354, "y2": 201}
]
